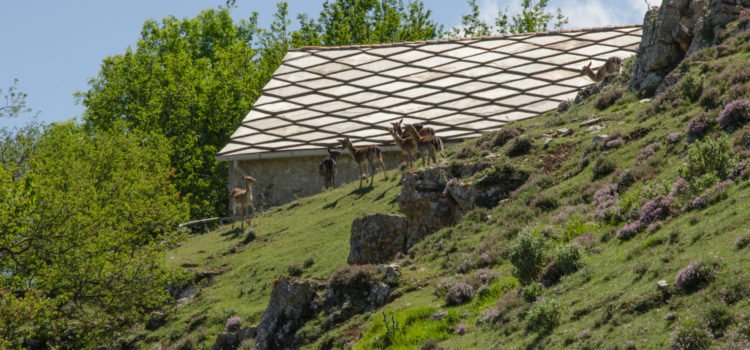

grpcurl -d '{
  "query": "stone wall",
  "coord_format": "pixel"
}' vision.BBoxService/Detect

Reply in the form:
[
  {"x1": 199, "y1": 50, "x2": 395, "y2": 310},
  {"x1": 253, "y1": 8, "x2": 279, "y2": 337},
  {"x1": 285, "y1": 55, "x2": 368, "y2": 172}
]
[{"x1": 227, "y1": 151, "x2": 402, "y2": 208}]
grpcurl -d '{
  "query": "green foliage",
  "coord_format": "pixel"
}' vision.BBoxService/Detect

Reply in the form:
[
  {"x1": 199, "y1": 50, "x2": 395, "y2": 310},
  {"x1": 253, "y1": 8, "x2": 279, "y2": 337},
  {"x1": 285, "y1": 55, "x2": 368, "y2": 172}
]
[
  {"x1": 0, "y1": 79, "x2": 35, "y2": 119},
  {"x1": 554, "y1": 243, "x2": 583, "y2": 275},
  {"x1": 509, "y1": 230, "x2": 550, "y2": 284},
  {"x1": 451, "y1": 0, "x2": 567, "y2": 37},
  {"x1": 526, "y1": 297, "x2": 565, "y2": 331},
  {"x1": 670, "y1": 318, "x2": 712, "y2": 350},
  {"x1": 679, "y1": 135, "x2": 738, "y2": 189},
  {"x1": 0, "y1": 122, "x2": 188, "y2": 347},
  {"x1": 294, "y1": 0, "x2": 443, "y2": 46},
  {"x1": 355, "y1": 307, "x2": 459, "y2": 349},
  {"x1": 680, "y1": 73, "x2": 704, "y2": 102},
  {"x1": 521, "y1": 282, "x2": 544, "y2": 302}
]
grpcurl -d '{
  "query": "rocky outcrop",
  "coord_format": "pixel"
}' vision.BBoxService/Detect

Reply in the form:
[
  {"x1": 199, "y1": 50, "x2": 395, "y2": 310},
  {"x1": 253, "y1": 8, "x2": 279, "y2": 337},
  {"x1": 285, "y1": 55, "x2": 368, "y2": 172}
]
[
  {"x1": 398, "y1": 162, "x2": 527, "y2": 249},
  {"x1": 347, "y1": 214, "x2": 408, "y2": 264},
  {"x1": 688, "y1": 0, "x2": 750, "y2": 54},
  {"x1": 253, "y1": 276, "x2": 319, "y2": 350},
  {"x1": 211, "y1": 327, "x2": 256, "y2": 350},
  {"x1": 629, "y1": 0, "x2": 706, "y2": 96}
]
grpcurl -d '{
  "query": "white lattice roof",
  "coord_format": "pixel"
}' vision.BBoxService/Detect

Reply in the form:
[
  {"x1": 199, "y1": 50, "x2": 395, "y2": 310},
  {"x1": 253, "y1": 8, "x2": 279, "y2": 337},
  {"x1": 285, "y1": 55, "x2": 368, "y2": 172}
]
[{"x1": 217, "y1": 25, "x2": 642, "y2": 161}]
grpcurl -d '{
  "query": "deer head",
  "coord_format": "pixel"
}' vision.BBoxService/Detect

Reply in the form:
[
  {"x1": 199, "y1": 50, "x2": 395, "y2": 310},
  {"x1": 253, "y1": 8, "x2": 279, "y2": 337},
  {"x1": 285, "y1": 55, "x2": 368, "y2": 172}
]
[{"x1": 327, "y1": 148, "x2": 341, "y2": 159}]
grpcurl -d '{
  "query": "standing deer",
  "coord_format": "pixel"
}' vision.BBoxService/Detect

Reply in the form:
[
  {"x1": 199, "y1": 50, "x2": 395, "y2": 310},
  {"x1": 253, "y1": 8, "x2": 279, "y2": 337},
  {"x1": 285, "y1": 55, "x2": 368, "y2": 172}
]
[
  {"x1": 319, "y1": 148, "x2": 341, "y2": 189},
  {"x1": 393, "y1": 118, "x2": 435, "y2": 138},
  {"x1": 385, "y1": 124, "x2": 416, "y2": 169},
  {"x1": 230, "y1": 175, "x2": 256, "y2": 229},
  {"x1": 580, "y1": 56, "x2": 623, "y2": 82},
  {"x1": 403, "y1": 123, "x2": 444, "y2": 167},
  {"x1": 338, "y1": 136, "x2": 388, "y2": 188}
]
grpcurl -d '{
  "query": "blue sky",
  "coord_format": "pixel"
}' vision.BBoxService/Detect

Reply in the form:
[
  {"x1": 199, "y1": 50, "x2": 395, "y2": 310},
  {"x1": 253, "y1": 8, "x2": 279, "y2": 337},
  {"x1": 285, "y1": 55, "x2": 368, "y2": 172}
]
[{"x1": 0, "y1": 0, "x2": 656, "y2": 128}]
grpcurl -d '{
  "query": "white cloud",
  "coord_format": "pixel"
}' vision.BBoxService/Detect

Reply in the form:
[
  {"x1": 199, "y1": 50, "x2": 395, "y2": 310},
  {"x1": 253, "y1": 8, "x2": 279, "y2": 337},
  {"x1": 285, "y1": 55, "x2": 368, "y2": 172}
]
[{"x1": 558, "y1": 0, "x2": 617, "y2": 28}]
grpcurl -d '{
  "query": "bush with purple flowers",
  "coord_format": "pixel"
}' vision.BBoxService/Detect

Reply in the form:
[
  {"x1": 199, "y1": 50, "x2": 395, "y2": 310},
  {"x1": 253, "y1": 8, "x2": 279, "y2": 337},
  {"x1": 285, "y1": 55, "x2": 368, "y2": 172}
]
[
  {"x1": 634, "y1": 144, "x2": 657, "y2": 166},
  {"x1": 686, "y1": 111, "x2": 716, "y2": 139},
  {"x1": 726, "y1": 84, "x2": 750, "y2": 102},
  {"x1": 718, "y1": 98, "x2": 750, "y2": 131},
  {"x1": 444, "y1": 281, "x2": 475, "y2": 306},
  {"x1": 594, "y1": 184, "x2": 620, "y2": 222},
  {"x1": 667, "y1": 132, "x2": 684, "y2": 144},
  {"x1": 226, "y1": 315, "x2": 243, "y2": 332},
  {"x1": 675, "y1": 260, "x2": 718, "y2": 293},
  {"x1": 616, "y1": 221, "x2": 643, "y2": 240},
  {"x1": 640, "y1": 195, "x2": 671, "y2": 224},
  {"x1": 670, "y1": 318, "x2": 712, "y2": 350},
  {"x1": 605, "y1": 137, "x2": 625, "y2": 149}
]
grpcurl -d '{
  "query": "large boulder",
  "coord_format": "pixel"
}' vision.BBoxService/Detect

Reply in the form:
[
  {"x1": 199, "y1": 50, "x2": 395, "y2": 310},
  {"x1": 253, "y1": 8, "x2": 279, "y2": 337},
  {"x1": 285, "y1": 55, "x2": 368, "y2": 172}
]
[
  {"x1": 629, "y1": 0, "x2": 706, "y2": 96},
  {"x1": 688, "y1": 0, "x2": 750, "y2": 54},
  {"x1": 253, "y1": 277, "x2": 319, "y2": 350},
  {"x1": 347, "y1": 214, "x2": 408, "y2": 264}
]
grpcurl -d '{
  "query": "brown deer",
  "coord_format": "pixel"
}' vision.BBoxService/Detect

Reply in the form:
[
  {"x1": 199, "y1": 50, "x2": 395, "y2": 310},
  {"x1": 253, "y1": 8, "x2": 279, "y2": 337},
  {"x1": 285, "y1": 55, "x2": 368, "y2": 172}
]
[
  {"x1": 230, "y1": 175, "x2": 256, "y2": 229},
  {"x1": 393, "y1": 118, "x2": 435, "y2": 138},
  {"x1": 403, "y1": 123, "x2": 444, "y2": 167},
  {"x1": 338, "y1": 136, "x2": 388, "y2": 188},
  {"x1": 580, "y1": 56, "x2": 623, "y2": 82},
  {"x1": 318, "y1": 148, "x2": 340, "y2": 189},
  {"x1": 385, "y1": 124, "x2": 416, "y2": 169}
]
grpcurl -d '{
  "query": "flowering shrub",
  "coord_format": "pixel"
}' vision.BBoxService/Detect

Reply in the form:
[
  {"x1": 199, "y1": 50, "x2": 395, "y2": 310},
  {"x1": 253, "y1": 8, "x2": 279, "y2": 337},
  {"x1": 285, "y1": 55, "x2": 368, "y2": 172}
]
[
  {"x1": 473, "y1": 268, "x2": 500, "y2": 286},
  {"x1": 433, "y1": 277, "x2": 457, "y2": 297},
  {"x1": 640, "y1": 195, "x2": 671, "y2": 224},
  {"x1": 481, "y1": 308, "x2": 503, "y2": 324},
  {"x1": 667, "y1": 132, "x2": 684, "y2": 144},
  {"x1": 687, "y1": 112, "x2": 713, "y2": 139},
  {"x1": 595, "y1": 87, "x2": 626, "y2": 110},
  {"x1": 699, "y1": 86, "x2": 720, "y2": 109},
  {"x1": 718, "y1": 98, "x2": 750, "y2": 130},
  {"x1": 594, "y1": 184, "x2": 620, "y2": 222},
  {"x1": 669, "y1": 318, "x2": 712, "y2": 350},
  {"x1": 453, "y1": 323, "x2": 467, "y2": 335},
  {"x1": 616, "y1": 221, "x2": 643, "y2": 240},
  {"x1": 592, "y1": 157, "x2": 616, "y2": 178},
  {"x1": 726, "y1": 84, "x2": 750, "y2": 102},
  {"x1": 675, "y1": 260, "x2": 718, "y2": 293},
  {"x1": 226, "y1": 316, "x2": 243, "y2": 332},
  {"x1": 703, "y1": 303, "x2": 733, "y2": 337},
  {"x1": 444, "y1": 281, "x2": 474, "y2": 306}
]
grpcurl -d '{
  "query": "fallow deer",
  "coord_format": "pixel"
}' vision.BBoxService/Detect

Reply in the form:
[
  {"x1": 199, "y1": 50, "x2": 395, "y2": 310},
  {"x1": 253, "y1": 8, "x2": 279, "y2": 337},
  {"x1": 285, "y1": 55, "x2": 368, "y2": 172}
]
[
  {"x1": 580, "y1": 56, "x2": 623, "y2": 82},
  {"x1": 338, "y1": 136, "x2": 388, "y2": 188},
  {"x1": 230, "y1": 175, "x2": 256, "y2": 229},
  {"x1": 394, "y1": 118, "x2": 435, "y2": 138},
  {"x1": 403, "y1": 123, "x2": 444, "y2": 167},
  {"x1": 385, "y1": 124, "x2": 416, "y2": 169},
  {"x1": 318, "y1": 148, "x2": 340, "y2": 189}
]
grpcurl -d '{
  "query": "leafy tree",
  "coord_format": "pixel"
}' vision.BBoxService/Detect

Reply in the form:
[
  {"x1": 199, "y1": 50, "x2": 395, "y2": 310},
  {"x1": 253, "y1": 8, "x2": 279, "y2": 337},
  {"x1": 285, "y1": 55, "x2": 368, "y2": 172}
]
[
  {"x1": 0, "y1": 121, "x2": 188, "y2": 347},
  {"x1": 78, "y1": 8, "x2": 264, "y2": 218},
  {"x1": 451, "y1": 0, "x2": 568, "y2": 37},
  {"x1": 291, "y1": 0, "x2": 443, "y2": 47},
  {"x1": 1, "y1": 79, "x2": 35, "y2": 119}
]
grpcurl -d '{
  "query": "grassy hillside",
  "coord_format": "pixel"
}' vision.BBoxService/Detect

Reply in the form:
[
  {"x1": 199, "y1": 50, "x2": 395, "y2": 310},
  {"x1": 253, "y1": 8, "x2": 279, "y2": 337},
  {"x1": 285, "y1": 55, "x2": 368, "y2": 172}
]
[{"x1": 143, "y1": 25, "x2": 750, "y2": 350}]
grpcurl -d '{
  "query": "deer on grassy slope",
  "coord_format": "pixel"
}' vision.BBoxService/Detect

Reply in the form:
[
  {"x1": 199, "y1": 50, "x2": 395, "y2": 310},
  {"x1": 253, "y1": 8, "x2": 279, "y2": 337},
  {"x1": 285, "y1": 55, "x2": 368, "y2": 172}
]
[
  {"x1": 385, "y1": 123, "x2": 416, "y2": 169},
  {"x1": 338, "y1": 136, "x2": 388, "y2": 188},
  {"x1": 580, "y1": 56, "x2": 623, "y2": 82},
  {"x1": 319, "y1": 148, "x2": 341, "y2": 189},
  {"x1": 403, "y1": 123, "x2": 444, "y2": 167},
  {"x1": 230, "y1": 175, "x2": 256, "y2": 229}
]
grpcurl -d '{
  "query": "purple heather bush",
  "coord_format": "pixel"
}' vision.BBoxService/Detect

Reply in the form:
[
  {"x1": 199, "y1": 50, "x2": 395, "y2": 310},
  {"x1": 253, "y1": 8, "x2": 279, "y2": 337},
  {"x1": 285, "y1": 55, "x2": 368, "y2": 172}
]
[
  {"x1": 640, "y1": 195, "x2": 671, "y2": 224},
  {"x1": 593, "y1": 184, "x2": 619, "y2": 222},
  {"x1": 226, "y1": 316, "x2": 243, "y2": 332},
  {"x1": 718, "y1": 98, "x2": 750, "y2": 130},
  {"x1": 482, "y1": 307, "x2": 503, "y2": 324},
  {"x1": 688, "y1": 194, "x2": 709, "y2": 209},
  {"x1": 670, "y1": 318, "x2": 712, "y2": 350},
  {"x1": 670, "y1": 178, "x2": 688, "y2": 198},
  {"x1": 616, "y1": 221, "x2": 643, "y2": 240},
  {"x1": 444, "y1": 281, "x2": 475, "y2": 306},
  {"x1": 605, "y1": 137, "x2": 625, "y2": 149},
  {"x1": 454, "y1": 323, "x2": 467, "y2": 335},
  {"x1": 726, "y1": 84, "x2": 750, "y2": 102},
  {"x1": 634, "y1": 144, "x2": 657, "y2": 166},
  {"x1": 675, "y1": 260, "x2": 718, "y2": 293},
  {"x1": 667, "y1": 132, "x2": 685, "y2": 144},
  {"x1": 434, "y1": 277, "x2": 458, "y2": 297},
  {"x1": 687, "y1": 112, "x2": 715, "y2": 139},
  {"x1": 473, "y1": 268, "x2": 500, "y2": 286}
]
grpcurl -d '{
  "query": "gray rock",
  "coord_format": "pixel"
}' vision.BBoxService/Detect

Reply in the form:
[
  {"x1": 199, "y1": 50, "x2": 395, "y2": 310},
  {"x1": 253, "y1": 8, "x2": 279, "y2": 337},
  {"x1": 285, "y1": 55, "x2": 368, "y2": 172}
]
[
  {"x1": 587, "y1": 125, "x2": 604, "y2": 134},
  {"x1": 378, "y1": 263, "x2": 402, "y2": 282},
  {"x1": 347, "y1": 214, "x2": 408, "y2": 264},
  {"x1": 579, "y1": 118, "x2": 601, "y2": 127},
  {"x1": 211, "y1": 327, "x2": 256, "y2": 350},
  {"x1": 556, "y1": 128, "x2": 572, "y2": 136},
  {"x1": 365, "y1": 283, "x2": 392, "y2": 311},
  {"x1": 593, "y1": 134, "x2": 609, "y2": 142},
  {"x1": 253, "y1": 277, "x2": 318, "y2": 350}
]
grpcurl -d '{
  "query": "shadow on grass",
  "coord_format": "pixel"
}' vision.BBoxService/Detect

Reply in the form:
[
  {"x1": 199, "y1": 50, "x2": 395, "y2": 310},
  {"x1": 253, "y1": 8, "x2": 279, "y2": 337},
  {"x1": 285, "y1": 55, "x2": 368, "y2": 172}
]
[
  {"x1": 525, "y1": 328, "x2": 553, "y2": 350},
  {"x1": 221, "y1": 227, "x2": 247, "y2": 240},
  {"x1": 350, "y1": 186, "x2": 375, "y2": 196}
]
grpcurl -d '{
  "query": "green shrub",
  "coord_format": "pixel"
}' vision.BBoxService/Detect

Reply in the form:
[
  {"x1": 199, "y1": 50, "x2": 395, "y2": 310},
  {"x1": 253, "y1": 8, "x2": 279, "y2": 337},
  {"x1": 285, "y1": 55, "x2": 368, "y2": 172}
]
[
  {"x1": 287, "y1": 262, "x2": 303, "y2": 277},
  {"x1": 521, "y1": 283, "x2": 545, "y2": 303},
  {"x1": 680, "y1": 73, "x2": 704, "y2": 102},
  {"x1": 506, "y1": 137, "x2": 533, "y2": 157},
  {"x1": 592, "y1": 157, "x2": 616, "y2": 179},
  {"x1": 703, "y1": 303, "x2": 734, "y2": 337},
  {"x1": 526, "y1": 298, "x2": 565, "y2": 331},
  {"x1": 509, "y1": 231, "x2": 550, "y2": 284},
  {"x1": 555, "y1": 244, "x2": 583, "y2": 275},
  {"x1": 679, "y1": 135, "x2": 738, "y2": 189}
]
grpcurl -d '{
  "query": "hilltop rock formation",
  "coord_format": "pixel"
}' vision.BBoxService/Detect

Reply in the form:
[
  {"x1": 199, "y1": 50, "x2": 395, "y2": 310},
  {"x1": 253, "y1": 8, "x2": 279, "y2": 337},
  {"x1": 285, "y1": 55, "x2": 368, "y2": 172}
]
[
  {"x1": 630, "y1": 0, "x2": 750, "y2": 96},
  {"x1": 253, "y1": 276, "x2": 318, "y2": 350}
]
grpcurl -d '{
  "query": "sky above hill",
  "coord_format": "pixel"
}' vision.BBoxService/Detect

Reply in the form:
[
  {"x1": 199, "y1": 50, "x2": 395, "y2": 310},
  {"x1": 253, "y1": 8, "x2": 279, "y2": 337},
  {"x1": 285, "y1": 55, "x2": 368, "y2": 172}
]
[{"x1": 0, "y1": 0, "x2": 658, "y2": 128}]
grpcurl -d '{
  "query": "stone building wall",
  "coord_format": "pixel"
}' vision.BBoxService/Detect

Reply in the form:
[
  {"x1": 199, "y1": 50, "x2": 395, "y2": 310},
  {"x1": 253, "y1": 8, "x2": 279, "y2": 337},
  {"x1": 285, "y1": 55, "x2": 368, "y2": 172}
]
[{"x1": 227, "y1": 151, "x2": 402, "y2": 209}]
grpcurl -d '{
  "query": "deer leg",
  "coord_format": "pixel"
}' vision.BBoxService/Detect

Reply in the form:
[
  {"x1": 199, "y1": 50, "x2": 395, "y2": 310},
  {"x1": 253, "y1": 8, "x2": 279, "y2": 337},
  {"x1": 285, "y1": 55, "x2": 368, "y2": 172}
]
[
  {"x1": 369, "y1": 161, "x2": 376, "y2": 187},
  {"x1": 379, "y1": 156, "x2": 388, "y2": 180},
  {"x1": 358, "y1": 163, "x2": 364, "y2": 188}
]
